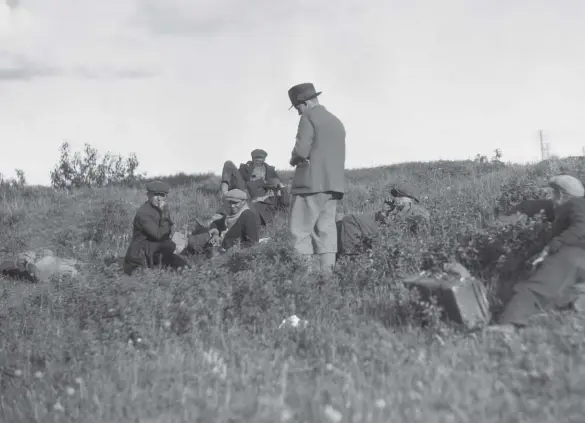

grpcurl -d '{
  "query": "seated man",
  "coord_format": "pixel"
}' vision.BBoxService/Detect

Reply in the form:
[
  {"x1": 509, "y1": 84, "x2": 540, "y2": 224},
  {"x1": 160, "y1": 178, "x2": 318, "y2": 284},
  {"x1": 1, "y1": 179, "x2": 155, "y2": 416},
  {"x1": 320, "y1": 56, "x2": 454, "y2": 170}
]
[
  {"x1": 181, "y1": 189, "x2": 260, "y2": 258},
  {"x1": 375, "y1": 184, "x2": 431, "y2": 234},
  {"x1": 495, "y1": 175, "x2": 585, "y2": 329},
  {"x1": 251, "y1": 177, "x2": 291, "y2": 226},
  {"x1": 123, "y1": 180, "x2": 189, "y2": 275},
  {"x1": 337, "y1": 184, "x2": 430, "y2": 258},
  {"x1": 220, "y1": 149, "x2": 284, "y2": 200},
  {"x1": 0, "y1": 248, "x2": 79, "y2": 282},
  {"x1": 209, "y1": 189, "x2": 260, "y2": 254}
]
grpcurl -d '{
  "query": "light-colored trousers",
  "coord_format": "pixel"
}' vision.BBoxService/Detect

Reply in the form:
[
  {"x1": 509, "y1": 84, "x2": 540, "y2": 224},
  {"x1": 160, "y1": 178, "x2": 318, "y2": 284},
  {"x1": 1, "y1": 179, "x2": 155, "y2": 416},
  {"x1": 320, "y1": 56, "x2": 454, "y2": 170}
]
[{"x1": 289, "y1": 192, "x2": 338, "y2": 255}]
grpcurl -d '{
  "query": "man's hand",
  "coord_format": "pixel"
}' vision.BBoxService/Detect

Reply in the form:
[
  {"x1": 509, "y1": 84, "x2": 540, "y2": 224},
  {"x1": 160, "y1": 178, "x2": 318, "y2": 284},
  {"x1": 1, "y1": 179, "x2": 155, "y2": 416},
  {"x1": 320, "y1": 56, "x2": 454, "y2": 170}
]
[
  {"x1": 531, "y1": 248, "x2": 549, "y2": 269},
  {"x1": 161, "y1": 204, "x2": 171, "y2": 221}
]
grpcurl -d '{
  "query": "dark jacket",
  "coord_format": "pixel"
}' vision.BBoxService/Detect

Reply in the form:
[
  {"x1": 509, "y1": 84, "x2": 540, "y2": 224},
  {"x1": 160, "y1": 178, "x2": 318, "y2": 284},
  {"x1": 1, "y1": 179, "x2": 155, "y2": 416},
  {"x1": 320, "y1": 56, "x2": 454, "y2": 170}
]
[
  {"x1": 290, "y1": 105, "x2": 346, "y2": 195},
  {"x1": 337, "y1": 214, "x2": 380, "y2": 256},
  {"x1": 496, "y1": 199, "x2": 555, "y2": 223},
  {"x1": 238, "y1": 161, "x2": 279, "y2": 199},
  {"x1": 548, "y1": 197, "x2": 585, "y2": 253},
  {"x1": 124, "y1": 202, "x2": 173, "y2": 268},
  {"x1": 210, "y1": 208, "x2": 260, "y2": 249}
]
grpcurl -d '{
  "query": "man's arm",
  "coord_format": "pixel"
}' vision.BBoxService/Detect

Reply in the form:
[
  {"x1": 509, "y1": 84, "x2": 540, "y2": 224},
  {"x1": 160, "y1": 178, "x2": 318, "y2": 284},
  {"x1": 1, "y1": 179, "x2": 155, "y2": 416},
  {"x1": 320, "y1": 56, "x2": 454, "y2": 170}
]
[
  {"x1": 136, "y1": 214, "x2": 171, "y2": 242},
  {"x1": 290, "y1": 113, "x2": 314, "y2": 166},
  {"x1": 548, "y1": 201, "x2": 585, "y2": 253},
  {"x1": 240, "y1": 211, "x2": 260, "y2": 245}
]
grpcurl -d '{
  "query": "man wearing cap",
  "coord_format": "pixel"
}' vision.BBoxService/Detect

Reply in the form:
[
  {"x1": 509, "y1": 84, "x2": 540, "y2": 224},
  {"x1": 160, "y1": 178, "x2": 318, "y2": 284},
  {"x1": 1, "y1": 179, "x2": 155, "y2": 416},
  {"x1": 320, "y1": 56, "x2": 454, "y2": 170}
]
[
  {"x1": 337, "y1": 184, "x2": 430, "y2": 258},
  {"x1": 251, "y1": 177, "x2": 291, "y2": 226},
  {"x1": 123, "y1": 180, "x2": 189, "y2": 275},
  {"x1": 287, "y1": 82, "x2": 346, "y2": 274},
  {"x1": 494, "y1": 175, "x2": 585, "y2": 329},
  {"x1": 374, "y1": 184, "x2": 431, "y2": 233},
  {"x1": 220, "y1": 149, "x2": 283, "y2": 200},
  {"x1": 207, "y1": 189, "x2": 260, "y2": 253}
]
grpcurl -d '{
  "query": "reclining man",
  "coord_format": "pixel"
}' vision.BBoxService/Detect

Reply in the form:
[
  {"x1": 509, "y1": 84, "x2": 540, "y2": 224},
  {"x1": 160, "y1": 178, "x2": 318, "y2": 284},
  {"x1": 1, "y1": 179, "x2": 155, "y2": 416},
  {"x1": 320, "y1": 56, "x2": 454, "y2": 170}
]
[
  {"x1": 220, "y1": 149, "x2": 289, "y2": 225},
  {"x1": 494, "y1": 175, "x2": 585, "y2": 330},
  {"x1": 123, "y1": 181, "x2": 190, "y2": 275},
  {"x1": 1, "y1": 248, "x2": 80, "y2": 282},
  {"x1": 337, "y1": 183, "x2": 431, "y2": 258},
  {"x1": 220, "y1": 149, "x2": 285, "y2": 198}
]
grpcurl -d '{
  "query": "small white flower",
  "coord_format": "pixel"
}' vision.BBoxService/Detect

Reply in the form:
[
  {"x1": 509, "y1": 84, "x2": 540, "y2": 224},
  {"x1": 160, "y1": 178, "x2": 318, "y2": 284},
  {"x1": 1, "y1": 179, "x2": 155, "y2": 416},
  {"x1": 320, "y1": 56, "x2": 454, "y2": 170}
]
[
  {"x1": 66, "y1": 386, "x2": 75, "y2": 396},
  {"x1": 34, "y1": 371, "x2": 43, "y2": 379},
  {"x1": 14, "y1": 369, "x2": 22, "y2": 377},
  {"x1": 53, "y1": 401, "x2": 64, "y2": 412}
]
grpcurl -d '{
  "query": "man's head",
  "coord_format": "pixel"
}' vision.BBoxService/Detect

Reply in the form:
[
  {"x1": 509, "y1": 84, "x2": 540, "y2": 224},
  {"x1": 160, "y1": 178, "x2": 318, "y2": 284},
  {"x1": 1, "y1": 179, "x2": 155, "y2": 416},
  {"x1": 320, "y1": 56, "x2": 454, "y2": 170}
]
[
  {"x1": 146, "y1": 180, "x2": 170, "y2": 210},
  {"x1": 389, "y1": 184, "x2": 421, "y2": 203},
  {"x1": 288, "y1": 83, "x2": 322, "y2": 116},
  {"x1": 548, "y1": 175, "x2": 585, "y2": 206},
  {"x1": 251, "y1": 149, "x2": 268, "y2": 167},
  {"x1": 224, "y1": 189, "x2": 248, "y2": 215}
]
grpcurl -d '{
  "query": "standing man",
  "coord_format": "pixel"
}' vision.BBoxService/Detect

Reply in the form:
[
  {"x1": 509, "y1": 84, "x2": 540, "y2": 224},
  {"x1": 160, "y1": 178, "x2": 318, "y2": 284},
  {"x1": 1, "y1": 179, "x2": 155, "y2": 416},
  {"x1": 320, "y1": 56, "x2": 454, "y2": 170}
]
[{"x1": 287, "y1": 82, "x2": 346, "y2": 275}]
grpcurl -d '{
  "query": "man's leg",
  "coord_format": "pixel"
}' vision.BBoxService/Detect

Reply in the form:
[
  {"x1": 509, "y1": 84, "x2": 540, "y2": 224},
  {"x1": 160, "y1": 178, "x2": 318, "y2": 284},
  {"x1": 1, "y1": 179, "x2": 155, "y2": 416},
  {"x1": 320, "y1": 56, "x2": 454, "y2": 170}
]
[
  {"x1": 221, "y1": 161, "x2": 247, "y2": 194},
  {"x1": 312, "y1": 193, "x2": 339, "y2": 275},
  {"x1": 289, "y1": 194, "x2": 322, "y2": 267},
  {"x1": 498, "y1": 248, "x2": 579, "y2": 326}
]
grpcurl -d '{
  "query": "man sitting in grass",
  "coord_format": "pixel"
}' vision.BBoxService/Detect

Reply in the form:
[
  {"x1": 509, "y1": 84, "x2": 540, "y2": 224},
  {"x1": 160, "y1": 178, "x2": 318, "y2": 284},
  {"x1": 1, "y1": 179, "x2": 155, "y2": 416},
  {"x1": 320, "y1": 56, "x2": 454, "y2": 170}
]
[
  {"x1": 181, "y1": 189, "x2": 260, "y2": 258},
  {"x1": 250, "y1": 177, "x2": 291, "y2": 226},
  {"x1": 492, "y1": 175, "x2": 585, "y2": 331},
  {"x1": 123, "y1": 180, "x2": 190, "y2": 275},
  {"x1": 220, "y1": 149, "x2": 285, "y2": 200},
  {"x1": 337, "y1": 183, "x2": 430, "y2": 258}
]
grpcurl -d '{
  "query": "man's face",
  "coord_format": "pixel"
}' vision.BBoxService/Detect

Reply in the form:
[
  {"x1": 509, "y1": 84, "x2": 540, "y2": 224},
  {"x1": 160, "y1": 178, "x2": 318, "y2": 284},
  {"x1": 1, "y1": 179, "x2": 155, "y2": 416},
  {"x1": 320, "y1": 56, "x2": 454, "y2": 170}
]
[
  {"x1": 294, "y1": 103, "x2": 307, "y2": 115},
  {"x1": 551, "y1": 187, "x2": 565, "y2": 206},
  {"x1": 252, "y1": 157, "x2": 265, "y2": 167},
  {"x1": 148, "y1": 192, "x2": 167, "y2": 209},
  {"x1": 228, "y1": 199, "x2": 245, "y2": 214}
]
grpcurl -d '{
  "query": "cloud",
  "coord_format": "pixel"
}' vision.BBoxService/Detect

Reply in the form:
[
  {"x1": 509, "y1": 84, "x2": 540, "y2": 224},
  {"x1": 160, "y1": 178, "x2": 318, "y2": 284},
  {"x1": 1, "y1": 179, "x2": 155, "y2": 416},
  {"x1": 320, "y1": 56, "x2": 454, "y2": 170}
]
[
  {"x1": 0, "y1": 0, "x2": 160, "y2": 81},
  {"x1": 135, "y1": 0, "x2": 295, "y2": 36}
]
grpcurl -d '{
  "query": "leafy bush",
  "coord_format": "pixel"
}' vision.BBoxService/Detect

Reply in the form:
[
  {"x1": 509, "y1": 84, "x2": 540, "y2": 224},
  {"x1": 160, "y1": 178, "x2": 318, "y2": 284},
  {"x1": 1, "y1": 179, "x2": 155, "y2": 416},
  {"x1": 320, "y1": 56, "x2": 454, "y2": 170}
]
[{"x1": 50, "y1": 141, "x2": 144, "y2": 189}]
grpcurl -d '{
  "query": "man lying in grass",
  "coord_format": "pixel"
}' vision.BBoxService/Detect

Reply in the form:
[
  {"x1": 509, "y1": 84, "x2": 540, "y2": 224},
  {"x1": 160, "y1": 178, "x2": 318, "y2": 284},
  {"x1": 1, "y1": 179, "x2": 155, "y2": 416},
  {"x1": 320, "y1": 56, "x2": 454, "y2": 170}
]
[
  {"x1": 0, "y1": 248, "x2": 79, "y2": 283},
  {"x1": 493, "y1": 175, "x2": 585, "y2": 331},
  {"x1": 337, "y1": 183, "x2": 430, "y2": 259}
]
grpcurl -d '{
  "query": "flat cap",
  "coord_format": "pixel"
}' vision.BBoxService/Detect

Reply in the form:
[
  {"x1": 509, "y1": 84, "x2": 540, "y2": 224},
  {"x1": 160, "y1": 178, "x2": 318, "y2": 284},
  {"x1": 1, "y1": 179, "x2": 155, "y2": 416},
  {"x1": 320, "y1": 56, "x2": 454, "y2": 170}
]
[
  {"x1": 548, "y1": 175, "x2": 585, "y2": 197},
  {"x1": 146, "y1": 180, "x2": 170, "y2": 194},
  {"x1": 224, "y1": 189, "x2": 248, "y2": 201},
  {"x1": 251, "y1": 149, "x2": 268, "y2": 159},
  {"x1": 389, "y1": 183, "x2": 421, "y2": 203}
]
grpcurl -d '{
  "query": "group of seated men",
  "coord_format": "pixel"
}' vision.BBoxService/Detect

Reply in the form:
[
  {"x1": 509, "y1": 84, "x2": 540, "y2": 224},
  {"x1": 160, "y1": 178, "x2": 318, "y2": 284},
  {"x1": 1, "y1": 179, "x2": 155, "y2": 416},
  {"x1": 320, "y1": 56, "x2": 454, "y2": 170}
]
[{"x1": 121, "y1": 148, "x2": 433, "y2": 274}]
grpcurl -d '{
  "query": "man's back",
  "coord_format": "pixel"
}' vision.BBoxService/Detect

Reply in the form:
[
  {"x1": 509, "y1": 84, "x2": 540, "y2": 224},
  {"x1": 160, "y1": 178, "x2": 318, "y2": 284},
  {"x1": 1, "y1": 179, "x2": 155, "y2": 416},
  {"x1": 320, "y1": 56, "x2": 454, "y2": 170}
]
[{"x1": 291, "y1": 105, "x2": 346, "y2": 195}]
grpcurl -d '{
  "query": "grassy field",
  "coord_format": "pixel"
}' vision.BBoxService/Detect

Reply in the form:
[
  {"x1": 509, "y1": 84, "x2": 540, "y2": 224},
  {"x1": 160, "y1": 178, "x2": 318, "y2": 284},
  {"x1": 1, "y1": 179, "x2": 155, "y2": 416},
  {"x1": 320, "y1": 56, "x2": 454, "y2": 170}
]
[{"x1": 2, "y1": 158, "x2": 585, "y2": 423}]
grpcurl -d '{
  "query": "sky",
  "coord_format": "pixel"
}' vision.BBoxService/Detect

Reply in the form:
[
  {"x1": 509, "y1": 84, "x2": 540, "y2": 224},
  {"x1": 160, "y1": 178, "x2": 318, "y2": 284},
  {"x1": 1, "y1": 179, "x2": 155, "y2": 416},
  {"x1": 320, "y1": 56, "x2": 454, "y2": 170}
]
[{"x1": 0, "y1": 0, "x2": 584, "y2": 185}]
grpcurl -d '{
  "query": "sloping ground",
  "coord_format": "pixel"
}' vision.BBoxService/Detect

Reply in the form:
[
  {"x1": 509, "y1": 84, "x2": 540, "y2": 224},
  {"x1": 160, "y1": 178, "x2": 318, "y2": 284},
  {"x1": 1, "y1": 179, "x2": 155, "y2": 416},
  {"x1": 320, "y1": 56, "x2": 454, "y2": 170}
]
[{"x1": 1, "y1": 158, "x2": 585, "y2": 422}]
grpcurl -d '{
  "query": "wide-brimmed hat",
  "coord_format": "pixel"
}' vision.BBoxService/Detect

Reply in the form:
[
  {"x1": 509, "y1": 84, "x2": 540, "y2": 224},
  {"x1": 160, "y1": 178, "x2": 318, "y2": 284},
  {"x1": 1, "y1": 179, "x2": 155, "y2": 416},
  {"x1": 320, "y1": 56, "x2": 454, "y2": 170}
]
[{"x1": 288, "y1": 83, "x2": 322, "y2": 109}]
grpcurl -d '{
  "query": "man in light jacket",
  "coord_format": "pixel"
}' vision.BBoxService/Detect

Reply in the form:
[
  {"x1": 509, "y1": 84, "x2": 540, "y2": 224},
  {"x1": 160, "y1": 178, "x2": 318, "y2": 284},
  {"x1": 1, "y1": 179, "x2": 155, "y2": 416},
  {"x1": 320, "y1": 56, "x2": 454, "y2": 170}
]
[{"x1": 287, "y1": 82, "x2": 346, "y2": 275}]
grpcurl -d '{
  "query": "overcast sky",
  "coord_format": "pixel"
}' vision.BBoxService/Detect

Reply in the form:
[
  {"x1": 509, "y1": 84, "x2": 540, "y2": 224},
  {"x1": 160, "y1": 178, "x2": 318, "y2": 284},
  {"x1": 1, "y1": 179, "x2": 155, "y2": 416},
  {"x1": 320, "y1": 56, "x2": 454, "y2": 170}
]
[{"x1": 0, "y1": 0, "x2": 584, "y2": 185}]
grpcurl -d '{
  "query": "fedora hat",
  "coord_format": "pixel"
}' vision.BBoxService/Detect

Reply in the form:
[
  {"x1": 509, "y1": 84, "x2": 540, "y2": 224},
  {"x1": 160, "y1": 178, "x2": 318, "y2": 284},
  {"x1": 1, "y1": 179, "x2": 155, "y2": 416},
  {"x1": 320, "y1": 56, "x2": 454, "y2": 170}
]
[{"x1": 288, "y1": 83, "x2": 322, "y2": 109}]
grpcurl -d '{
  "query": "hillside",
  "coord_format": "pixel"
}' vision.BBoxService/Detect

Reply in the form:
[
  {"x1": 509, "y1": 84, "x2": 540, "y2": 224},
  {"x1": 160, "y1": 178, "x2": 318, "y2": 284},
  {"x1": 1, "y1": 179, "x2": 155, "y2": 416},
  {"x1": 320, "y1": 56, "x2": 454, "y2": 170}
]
[{"x1": 2, "y1": 157, "x2": 585, "y2": 422}]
